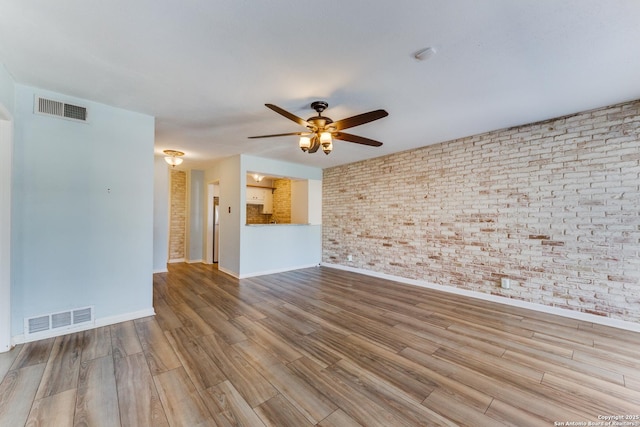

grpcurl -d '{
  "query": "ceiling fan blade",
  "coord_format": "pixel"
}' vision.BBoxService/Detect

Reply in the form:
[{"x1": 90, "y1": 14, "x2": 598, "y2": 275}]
[
  {"x1": 265, "y1": 104, "x2": 310, "y2": 127},
  {"x1": 333, "y1": 132, "x2": 383, "y2": 147},
  {"x1": 331, "y1": 109, "x2": 388, "y2": 131},
  {"x1": 248, "y1": 132, "x2": 307, "y2": 139}
]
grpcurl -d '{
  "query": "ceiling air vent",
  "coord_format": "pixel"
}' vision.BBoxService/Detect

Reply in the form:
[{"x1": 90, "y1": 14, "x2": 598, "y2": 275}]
[{"x1": 35, "y1": 96, "x2": 88, "y2": 122}]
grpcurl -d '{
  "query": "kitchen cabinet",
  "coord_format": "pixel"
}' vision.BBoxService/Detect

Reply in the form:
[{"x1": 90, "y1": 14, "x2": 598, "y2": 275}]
[
  {"x1": 246, "y1": 186, "x2": 265, "y2": 204},
  {"x1": 246, "y1": 186, "x2": 273, "y2": 214},
  {"x1": 262, "y1": 190, "x2": 273, "y2": 214}
]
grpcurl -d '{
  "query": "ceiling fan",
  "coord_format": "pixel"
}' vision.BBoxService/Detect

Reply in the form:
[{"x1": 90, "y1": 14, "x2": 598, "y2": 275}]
[{"x1": 249, "y1": 101, "x2": 389, "y2": 155}]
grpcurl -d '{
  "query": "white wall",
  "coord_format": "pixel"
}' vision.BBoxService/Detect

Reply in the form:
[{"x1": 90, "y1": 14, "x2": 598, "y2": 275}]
[
  {"x1": 153, "y1": 157, "x2": 169, "y2": 273},
  {"x1": 204, "y1": 156, "x2": 242, "y2": 276},
  {"x1": 239, "y1": 155, "x2": 322, "y2": 277},
  {"x1": 0, "y1": 63, "x2": 14, "y2": 352},
  {"x1": 290, "y1": 179, "x2": 322, "y2": 225},
  {"x1": 241, "y1": 225, "x2": 322, "y2": 277},
  {"x1": 11, "y1": 85, "x2": 155, "y2": 338},
  {"x1": 0, "y1": 63, "x2": 14, "y2": 112},
  {"x1": 308, "y1": 179, "x2": 322, "y2": 225},
  {"x1": 202, "y1": 154, "x2": 323, "y2": 278},
  {"x1": 243, "y1": 155, "x2": 323, "y2": 183},
  {"x1": 290, "y1": 180, "x2": 308, "y2": 224},
  {"x1": 187, "y1": 170, "x2": 205, "y2": 262}
]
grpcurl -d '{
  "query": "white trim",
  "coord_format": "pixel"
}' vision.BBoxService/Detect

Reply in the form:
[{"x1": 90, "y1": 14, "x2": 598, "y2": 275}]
[
  {"x1": 218, "y1": 266, "x2": 239, "y2": 278},
  {"x1": 167, "y1": 258, "x2": 185, "y2": 263},
  {"x1": 94, "y1": 308, "x2": 155, "y2": 328},
  {"x1": 322, "y1": 262, "x2": 640, "y2": 333},
  {"x1": 187, "y1": 259, "x2": 204, "y2": 264},
  {"x1": 0, "y1": 106, "x2": 13, "y2": 353},
  {"x1": 153, "y1": 268, "x2": 169, "y2": 274},
  {"x1": 166, "y1": 166, "x2": 171, "y2": 270},
  {"x1": 238, "y1": 263, "x2": 321, "y2": 279},
  {"x1": 11, "y1": 307, "x2": 155, "y2": 345}
]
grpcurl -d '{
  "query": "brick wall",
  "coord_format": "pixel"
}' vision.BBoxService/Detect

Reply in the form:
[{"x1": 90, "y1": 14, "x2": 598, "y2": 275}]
[
  {"x1": 169, "y1": 169, "x2": 186, "y2": 260},
  {"x1": 323, "y1": 100, "x2": 640, "y2": 323},
  {"x1": 246, "y1": 203, "x2": 272, "y2": 224},
  {"x1": 272, "y1": 179, "x2": 291, "y2": 224}
]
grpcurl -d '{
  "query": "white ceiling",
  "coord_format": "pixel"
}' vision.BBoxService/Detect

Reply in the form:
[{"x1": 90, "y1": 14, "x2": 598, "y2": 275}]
[{"x1": 2, "y1": 1, "x2": 640, "y2": 170}]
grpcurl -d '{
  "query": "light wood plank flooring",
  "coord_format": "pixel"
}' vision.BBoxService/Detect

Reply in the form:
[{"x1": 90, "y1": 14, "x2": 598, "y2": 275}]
[{"x1": 1, "y1": 263, "x2": 640, "y2": 426}]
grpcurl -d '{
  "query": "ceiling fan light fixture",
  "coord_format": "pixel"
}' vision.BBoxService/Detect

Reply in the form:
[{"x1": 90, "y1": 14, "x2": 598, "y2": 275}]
[
  {"x1": 299, "y1": 136, "x2": 311, "y2": 152},
  {"x1": 163, "y1": 150, "x2": 185, "y2": 167},
  {"x1": 320, "y1": 132, "x2": 333, "y2": 155},
  {"x1": 252, "y1": 173, "x2": 264, "y2": 182},
  {"x1": 320, "y1": 131, "x2": 332, "y2": 145}
]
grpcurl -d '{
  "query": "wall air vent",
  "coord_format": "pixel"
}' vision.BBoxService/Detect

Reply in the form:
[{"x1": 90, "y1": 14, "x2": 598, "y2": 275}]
[
  {"x1": 27, "y1": 315, "x2": 50, "y2": 334},
  {"x1": 24, "y1": 306, "x2": 94, "y2": 337},
  {"x1": 35, "y1": 96, "x2": 88, "y2": 122},
  {"x1": 73, "y1": 307, "x2": 92, "y2": 324}
]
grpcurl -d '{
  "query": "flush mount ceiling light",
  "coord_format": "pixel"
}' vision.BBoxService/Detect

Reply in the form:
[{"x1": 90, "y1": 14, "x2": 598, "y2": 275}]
[
  {"x1": 249, "y1": 101, "x2": 389, "y2": 155},
  {"x1": 163, "y1": 150, "x2": 184, "y2": 167}
]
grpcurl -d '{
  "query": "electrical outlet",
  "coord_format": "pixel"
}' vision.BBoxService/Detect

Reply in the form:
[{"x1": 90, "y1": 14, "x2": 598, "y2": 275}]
[
  {"x1": 501, "y1": 278, "x2": 511, "y2": 289},
  {"x1": 347, "y1": 254, "x2": 353, "y2": 262}
]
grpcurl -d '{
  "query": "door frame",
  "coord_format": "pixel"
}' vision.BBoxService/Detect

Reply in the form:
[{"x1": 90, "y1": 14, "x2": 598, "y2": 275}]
[
  {"x1": 206, "y1": 182, "x2": 220, "y2": 264},
  {"x1": 0, "y1": 103, "x2": 13, "y2": 352}
]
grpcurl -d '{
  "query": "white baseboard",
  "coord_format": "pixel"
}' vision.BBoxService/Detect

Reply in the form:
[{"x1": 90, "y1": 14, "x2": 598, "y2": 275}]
[
  {"x1": 217, "y1": 263, "x2": 321, "y2": 279},
  {"x1": 94, "y1": 308, "x2": 156, "y2": 328},
  {"x1": 11, "y1": 307, "x2": 155, "y2": 345},
  {"x1": 238, "y1": 263, "x2": 321, "y2": 279},
  {"x1": 187, "y1": 259, "x2": 204, "y2": 264},
  {"x1": 217, "y1": 266, "x2": 239, "y2": 278},
  {"x1": 167, "y1": 258, "x2": 185, "y2": 263},
  {"x1": 322, "y1": 262, "x2": 640, "y2": 333},
  {"x1": 154, "y1": 268, "x2": 168, "y2": 274}
]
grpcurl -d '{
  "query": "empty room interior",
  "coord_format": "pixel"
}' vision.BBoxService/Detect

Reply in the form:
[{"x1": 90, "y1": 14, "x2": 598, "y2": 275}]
[{"x1": 1, "y1": 1, "x2": 640, "y2": 426}]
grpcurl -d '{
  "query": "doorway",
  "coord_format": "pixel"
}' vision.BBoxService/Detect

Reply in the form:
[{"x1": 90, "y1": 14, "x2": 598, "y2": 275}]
[
  {"x1": 213, "y1": 197, "x2": 219, "y2": 263},
  {"x1": 0, "y1": 105, "x2": 13, "y2": 352},
  {"x1": 206, "y1": 182, "x2": 220, "y2": 265}
]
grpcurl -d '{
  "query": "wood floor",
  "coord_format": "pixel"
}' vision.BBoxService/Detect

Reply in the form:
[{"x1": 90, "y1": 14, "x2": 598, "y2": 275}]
[{"x1": 1, "y1": 264, "x2": 640, "y2": 426}]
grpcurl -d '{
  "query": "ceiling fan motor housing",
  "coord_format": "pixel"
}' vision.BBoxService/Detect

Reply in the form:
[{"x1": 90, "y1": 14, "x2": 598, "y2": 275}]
[
  {"x1": 310, "y1": 100, "x2": 328, "y2": 114},
  {"x1": 307, "y1": 116, "x2": 333, "y2": 132}
]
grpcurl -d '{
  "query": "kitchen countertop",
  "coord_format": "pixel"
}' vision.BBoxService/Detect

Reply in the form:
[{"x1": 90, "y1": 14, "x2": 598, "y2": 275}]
[{"x1": 245, "y1": 223, "x2": 311, "y2": 226}]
